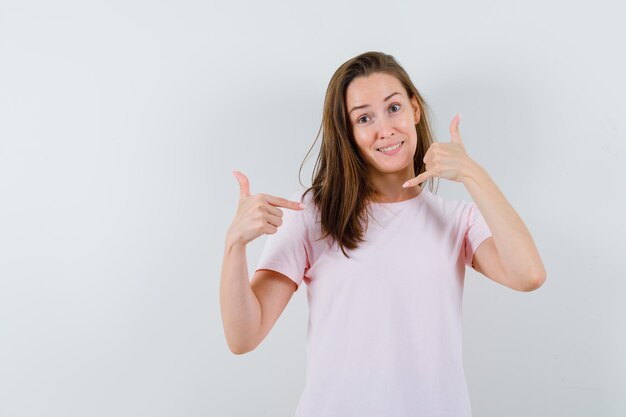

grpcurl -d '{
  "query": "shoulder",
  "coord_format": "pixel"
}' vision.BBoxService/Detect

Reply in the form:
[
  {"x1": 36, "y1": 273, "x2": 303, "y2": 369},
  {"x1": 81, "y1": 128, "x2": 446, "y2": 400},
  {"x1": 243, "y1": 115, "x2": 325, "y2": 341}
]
[
  {"x1": 286, "y1": 188, "x2": 318, "y2": 215},
  {"x1": 286, "y1": 188, "x2": 309, "y2": 205},
  {"x1": 423, "y1": 190, "x2": 472, "y2": 217},
  {"x1": 421, "y1": 190, "x2": 483, "y2": 234},
  {"x1": 283, "y1": 188, "x2": 317, "y2": 230}
]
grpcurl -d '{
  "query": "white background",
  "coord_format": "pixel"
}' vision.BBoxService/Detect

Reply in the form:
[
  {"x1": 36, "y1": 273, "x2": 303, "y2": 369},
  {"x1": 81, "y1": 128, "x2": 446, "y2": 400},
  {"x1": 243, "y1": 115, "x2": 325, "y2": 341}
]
[{"x1": 1, "y1": 0, "x2": 624, "y2": 416}]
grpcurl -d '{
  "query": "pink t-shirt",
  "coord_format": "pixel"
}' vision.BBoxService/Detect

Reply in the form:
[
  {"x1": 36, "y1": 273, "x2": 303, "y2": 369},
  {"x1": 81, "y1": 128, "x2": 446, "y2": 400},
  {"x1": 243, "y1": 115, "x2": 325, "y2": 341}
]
[{"x1": 255, "y1": 186, "x2": 492, "y2": 417}]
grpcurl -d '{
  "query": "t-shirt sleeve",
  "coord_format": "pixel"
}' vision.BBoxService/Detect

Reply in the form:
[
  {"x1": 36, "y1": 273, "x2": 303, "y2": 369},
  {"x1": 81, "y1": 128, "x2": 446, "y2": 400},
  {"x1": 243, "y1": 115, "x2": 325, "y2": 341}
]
[
  {"x1": 254, "y1": 191, "x2": 310, "y2": 290},
  {"x1": 464, "y1": 202, "x2": 493, "y2": 267}
]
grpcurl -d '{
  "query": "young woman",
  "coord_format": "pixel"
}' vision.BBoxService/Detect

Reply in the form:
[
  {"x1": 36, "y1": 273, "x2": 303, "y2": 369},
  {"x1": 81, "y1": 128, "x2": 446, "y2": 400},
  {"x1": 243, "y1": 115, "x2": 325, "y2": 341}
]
[{"x1": 220, "y1": 51, "x2": 546, "y2": 417}]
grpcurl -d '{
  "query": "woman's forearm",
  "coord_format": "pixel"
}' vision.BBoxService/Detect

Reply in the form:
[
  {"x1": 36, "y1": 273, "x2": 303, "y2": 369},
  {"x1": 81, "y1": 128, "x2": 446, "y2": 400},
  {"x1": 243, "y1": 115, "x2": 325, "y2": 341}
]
[
  {"x1": 219, "y1": 238, "x2": 262, "y2": 355},
  {"x1": 462, "y1": 163, "x2": 546, "y2": 287}
]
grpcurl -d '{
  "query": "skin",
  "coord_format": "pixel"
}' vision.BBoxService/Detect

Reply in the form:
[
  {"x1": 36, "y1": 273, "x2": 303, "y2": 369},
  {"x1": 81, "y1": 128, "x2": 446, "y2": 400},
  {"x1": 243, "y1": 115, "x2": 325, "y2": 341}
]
[
  {"x1": 228, "y1": 171, "x2": 304, "y2": 246},
  {"x1": 220, "y1": 171, "x2": 304, "y2": 354},
  {"x1": 222, "y1": 71, "x2": 546, "y2": 358},
  {"x1": 346, "y1": 72, "x2": 423, "y2": 203},
  {"x1": 347, "y1": 72, "x2": 547, "y2": 291}
]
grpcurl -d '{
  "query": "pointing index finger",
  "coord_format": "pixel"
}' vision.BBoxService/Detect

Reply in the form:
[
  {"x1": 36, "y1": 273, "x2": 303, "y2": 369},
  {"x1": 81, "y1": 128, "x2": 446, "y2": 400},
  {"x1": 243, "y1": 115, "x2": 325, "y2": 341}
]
[{"x1": 262, "y1": 194, "x2": 306, "y2": 210}]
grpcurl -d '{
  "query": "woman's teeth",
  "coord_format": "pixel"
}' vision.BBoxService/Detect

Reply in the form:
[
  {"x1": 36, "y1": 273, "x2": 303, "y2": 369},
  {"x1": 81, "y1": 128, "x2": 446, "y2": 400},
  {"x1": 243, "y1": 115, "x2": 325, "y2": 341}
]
[{"x1": 378, "y1": 142, "x2": 403, "y2": 152}]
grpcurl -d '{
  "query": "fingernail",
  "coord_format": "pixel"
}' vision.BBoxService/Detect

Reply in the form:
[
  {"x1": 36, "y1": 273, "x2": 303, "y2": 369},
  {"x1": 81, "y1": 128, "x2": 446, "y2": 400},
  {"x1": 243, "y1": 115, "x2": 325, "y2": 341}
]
[
  {"x1": 299, "y1": 203, "x2": 306, "y2": 208},
  {"x1": 402, "y1": 182, "x2": 410, "y2": 188}
]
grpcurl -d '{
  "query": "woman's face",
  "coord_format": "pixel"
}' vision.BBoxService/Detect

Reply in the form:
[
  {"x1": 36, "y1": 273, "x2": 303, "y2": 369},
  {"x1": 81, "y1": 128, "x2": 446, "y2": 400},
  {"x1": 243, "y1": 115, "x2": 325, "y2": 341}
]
[{"x1": 345, "y1": 72, "x2": 420, "y2": 178}]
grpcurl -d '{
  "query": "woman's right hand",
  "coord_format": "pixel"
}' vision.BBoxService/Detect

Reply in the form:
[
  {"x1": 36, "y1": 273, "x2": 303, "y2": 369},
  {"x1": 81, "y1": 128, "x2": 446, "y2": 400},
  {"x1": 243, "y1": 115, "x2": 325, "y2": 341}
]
[{"x1": 226, "y1": 170, "x2": 305, "y2": 247}]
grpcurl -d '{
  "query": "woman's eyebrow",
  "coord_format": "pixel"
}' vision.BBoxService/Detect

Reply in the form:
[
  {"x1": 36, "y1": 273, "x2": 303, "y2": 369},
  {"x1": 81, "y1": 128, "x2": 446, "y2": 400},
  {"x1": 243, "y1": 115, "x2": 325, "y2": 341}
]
[{"x1": 348, "y1": 92, "x2": 401, "y2": 115}]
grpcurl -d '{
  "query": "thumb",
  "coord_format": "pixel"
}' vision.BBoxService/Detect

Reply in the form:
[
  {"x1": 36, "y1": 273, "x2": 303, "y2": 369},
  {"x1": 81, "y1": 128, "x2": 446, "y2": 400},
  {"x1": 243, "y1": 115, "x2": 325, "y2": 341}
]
[
  {"x1": 232, "y1": 170, "x2": 251, "y2": 198},
  {"x1": 450, "y1": 113, "x2": 463, "y2": 144}
]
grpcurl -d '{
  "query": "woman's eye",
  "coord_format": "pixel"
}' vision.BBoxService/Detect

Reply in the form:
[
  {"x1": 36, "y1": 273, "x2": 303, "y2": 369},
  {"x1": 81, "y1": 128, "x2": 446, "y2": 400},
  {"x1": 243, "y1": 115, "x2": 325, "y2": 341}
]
[
  {"x1": 390, "y1": 104, "x2": 401, "y2": 112},
  {"x1": 357, "y1": 116, "x2": 370, "y2": 124}
]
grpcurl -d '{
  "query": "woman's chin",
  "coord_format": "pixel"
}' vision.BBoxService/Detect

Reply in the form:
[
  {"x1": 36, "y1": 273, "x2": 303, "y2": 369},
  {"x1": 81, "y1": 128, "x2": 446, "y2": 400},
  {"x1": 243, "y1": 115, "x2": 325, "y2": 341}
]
[{"x1": 371, "y1": 162, "x2": 413, "y2": 175}]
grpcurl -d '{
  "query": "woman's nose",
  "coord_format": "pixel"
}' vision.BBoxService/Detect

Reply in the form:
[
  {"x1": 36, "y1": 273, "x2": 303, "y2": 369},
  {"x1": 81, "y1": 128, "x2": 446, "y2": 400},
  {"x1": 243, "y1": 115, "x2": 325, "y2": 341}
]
[{"x1": 377, "y1": 117, "x2": 395, "y2": 139}]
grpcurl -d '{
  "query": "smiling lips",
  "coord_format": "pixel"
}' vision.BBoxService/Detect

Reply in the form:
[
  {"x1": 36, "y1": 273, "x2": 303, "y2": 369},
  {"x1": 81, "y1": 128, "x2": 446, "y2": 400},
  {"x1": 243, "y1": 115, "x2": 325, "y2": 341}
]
[{"x1": 377, "y1": 141, "x2": 404, "y2": 155}]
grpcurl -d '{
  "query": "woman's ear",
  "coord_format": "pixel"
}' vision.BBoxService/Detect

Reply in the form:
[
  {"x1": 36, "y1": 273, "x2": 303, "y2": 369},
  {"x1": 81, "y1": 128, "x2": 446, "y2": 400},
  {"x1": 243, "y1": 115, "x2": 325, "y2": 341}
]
[{"x1": 411, "y1": 96, "x2": 421, "y2": 125}]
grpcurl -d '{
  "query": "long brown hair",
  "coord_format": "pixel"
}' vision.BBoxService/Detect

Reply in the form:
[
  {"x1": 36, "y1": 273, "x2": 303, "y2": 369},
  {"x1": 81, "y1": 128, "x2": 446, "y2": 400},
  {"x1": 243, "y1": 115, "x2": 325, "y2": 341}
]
[{"x1": 299, "y1": 51, "x2": 438, "y2": 258}]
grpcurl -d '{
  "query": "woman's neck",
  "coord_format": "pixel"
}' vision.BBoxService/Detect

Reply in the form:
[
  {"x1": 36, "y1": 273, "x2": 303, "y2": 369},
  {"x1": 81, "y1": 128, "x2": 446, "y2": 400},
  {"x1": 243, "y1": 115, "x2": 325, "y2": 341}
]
[{"x1": 367, "y1": 169, "x2": 421, "y2": 203}]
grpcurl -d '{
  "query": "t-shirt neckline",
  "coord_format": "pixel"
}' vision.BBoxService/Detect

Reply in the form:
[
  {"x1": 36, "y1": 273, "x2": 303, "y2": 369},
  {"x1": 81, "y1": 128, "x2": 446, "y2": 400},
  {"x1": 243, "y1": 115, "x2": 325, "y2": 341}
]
[{"x1": 370, "y1": 187, "x2": 429, "y2": 206}]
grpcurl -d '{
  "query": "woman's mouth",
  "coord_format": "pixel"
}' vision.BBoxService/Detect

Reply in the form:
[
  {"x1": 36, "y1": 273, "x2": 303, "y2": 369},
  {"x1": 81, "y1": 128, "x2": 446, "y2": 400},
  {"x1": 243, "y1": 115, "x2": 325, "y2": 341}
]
[{"x1": 377, "y1": 141, "x2": 404, "y2": 155}]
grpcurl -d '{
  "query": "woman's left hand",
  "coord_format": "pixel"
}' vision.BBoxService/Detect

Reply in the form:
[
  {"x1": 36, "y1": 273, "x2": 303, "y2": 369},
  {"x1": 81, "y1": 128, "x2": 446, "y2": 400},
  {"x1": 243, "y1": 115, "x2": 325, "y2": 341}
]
[{"x1": 402, "y1": 114, "x2": 478, "y2": 188}]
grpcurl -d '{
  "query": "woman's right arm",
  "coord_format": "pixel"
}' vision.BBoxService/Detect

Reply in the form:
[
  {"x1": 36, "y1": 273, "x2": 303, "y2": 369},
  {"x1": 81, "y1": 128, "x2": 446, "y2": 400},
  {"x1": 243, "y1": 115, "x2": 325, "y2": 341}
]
[
  {"x1": 219, "y1": 171, "x2": 304, "y2": 355},
  {"x1": 220, "y1": 238, "x2": 262, "y2": 355}
]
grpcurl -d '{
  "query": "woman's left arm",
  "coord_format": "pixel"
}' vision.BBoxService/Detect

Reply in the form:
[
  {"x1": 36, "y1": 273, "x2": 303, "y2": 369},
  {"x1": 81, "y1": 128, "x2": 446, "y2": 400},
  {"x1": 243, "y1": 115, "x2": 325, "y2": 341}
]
[
  {"x1": 402, "y1": 114, "x2": 546, "y2": 292},
  {"x1": 461, "y1": 162, "x2": 546, "y2": 291}
]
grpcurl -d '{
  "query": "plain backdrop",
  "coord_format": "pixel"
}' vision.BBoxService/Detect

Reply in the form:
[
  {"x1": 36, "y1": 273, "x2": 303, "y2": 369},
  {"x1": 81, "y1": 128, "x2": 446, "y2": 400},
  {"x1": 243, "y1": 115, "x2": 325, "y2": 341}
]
[{"x1": 1, "y1": 0, "x2": 625, "y2": 416}]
